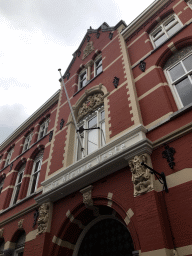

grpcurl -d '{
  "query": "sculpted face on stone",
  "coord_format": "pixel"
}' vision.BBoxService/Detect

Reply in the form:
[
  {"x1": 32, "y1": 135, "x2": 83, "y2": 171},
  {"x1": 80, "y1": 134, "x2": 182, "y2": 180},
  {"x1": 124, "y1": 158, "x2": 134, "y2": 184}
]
[
  {"x1": 18, "y1": 219, "x2": 24, "y2": 229},
  {"x1": 37, "y1": 203, "x2": 49, "y2": 235},
  {"x1": 83, "y1": 191, "x2": 93, "y2": 207},
  {"x1": 129, "y1": 154, "x2": 153, "y2": 196}
]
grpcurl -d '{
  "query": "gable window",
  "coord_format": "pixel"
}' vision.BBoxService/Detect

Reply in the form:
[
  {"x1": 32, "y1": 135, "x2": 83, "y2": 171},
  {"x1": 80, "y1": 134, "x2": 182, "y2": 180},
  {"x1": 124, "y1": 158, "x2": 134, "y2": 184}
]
[
  {"x1": 10, "y1": 165, "x2": 25, "y2": 206},
  {"x1": 79, "y1": 71, "x2": 87, "y2": 89},
  {"x1": 165, "y1": 52, "x2": 192, "y2": 108},
  {"x1": 150, "y1": 14, "x2": 182, "y2": 48},
  {"x1": 28, "y1": 151, "x2": 43, "y2": 195},
  {"x1": 76, "y1": 106, "x2": 105, "y2": 161},
  {"x1": 38, "y1": 119, "x2": 49, "y2": 140},
  {"x1": 22, "y1": 133, "x2": 32, "y2": 153},
  {"x1": 95, "y1": 58, "x2": 102, "y2": 76},
  {"x1": 5, "y1": 148, "x2": 14, "y2": 167}
]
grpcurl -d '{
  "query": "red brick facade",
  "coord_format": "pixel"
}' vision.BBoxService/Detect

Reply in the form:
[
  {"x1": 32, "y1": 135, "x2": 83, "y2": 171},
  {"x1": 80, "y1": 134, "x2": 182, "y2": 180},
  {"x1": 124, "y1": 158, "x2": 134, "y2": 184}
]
[{"x1": 0, "y1": 1, "x2": 192, "y2": 255}]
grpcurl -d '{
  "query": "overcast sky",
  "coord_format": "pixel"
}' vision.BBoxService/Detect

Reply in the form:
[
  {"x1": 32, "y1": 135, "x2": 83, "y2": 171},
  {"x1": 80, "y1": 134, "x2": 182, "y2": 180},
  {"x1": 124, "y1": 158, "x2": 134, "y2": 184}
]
[{"x1": 0, "y1": 0, "x2": 155, "y2": 145}]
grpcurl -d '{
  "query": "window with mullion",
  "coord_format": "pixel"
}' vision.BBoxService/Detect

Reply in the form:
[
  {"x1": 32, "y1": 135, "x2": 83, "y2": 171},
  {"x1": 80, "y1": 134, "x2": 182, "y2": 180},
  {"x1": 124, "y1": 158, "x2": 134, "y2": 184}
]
[
  {"x1": 29, "y1": 156, "x2": 43, "y2": 195},
  {"x1": 95, "y1": 58, "x2": 102, "y2": 76},
  {"x1": 5, "y1": 148, "x2": 13, "y2": 167},
  {"x1": 22, "y1": 133, "x2": 32, "y2": 153},
  {"x1": 76, "y1": 107, "x2": 105, "y2": 161},
  {"x1": 10, "y1": 166, "x2": 25, "y2": 206},
  {"x1": 79, "y1": 71, "x2": 87, "y2": 89},
  {"x1": 151, "y1": 14, "x2": 182, "y2": 48},
  {"x1": 38, "y1": 120, "x2": 49, "y2": 140},
  {"x1": 166, "y1": 53, "x2": 192, "y2": 108}
]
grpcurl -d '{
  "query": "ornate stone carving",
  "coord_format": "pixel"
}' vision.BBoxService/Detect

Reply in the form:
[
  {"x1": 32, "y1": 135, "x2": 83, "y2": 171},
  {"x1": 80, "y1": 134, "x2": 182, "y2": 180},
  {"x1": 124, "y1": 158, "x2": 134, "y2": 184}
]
[
  {"x1": 37, "y1": 203, "x2": 49, "y2": 235},
  {"x1": 83, "y1": 191, "x2": 93, "y2": 206},
  {"x1": 80, "y1": 185, "x2": 93, "y2": 207},
  {"x1": 129, "y1": 154, "x2": 154, "y2": 196},
  {"x1": 77, "y1": 93, "x2": 104, "y2": 121},
  {"x1": 0, "y1": 228, "x2": 4, "y2": 238},
  {"x1": 82, "y1": 41, "x2": 94, "y2": 60},
  {"x1": 18, "y1": 219, "x2": 24, "y2": 229}
]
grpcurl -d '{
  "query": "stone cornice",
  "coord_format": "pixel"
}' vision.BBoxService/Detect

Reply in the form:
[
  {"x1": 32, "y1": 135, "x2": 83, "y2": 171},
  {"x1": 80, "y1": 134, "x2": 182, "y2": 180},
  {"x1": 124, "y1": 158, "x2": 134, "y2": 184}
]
[
  {"x1": 35, "y1": 124, "x2": 153, "y2": 204},
  {"x1": 0, "y1": 203, "x2": 38, "y2": 228}
]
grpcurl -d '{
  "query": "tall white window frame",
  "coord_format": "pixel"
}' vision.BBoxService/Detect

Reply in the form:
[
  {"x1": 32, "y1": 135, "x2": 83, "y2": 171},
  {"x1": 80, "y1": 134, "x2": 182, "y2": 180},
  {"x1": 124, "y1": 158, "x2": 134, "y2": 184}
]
[
  {"x1": 94, "y1": 57, "x2": 102, "y2": 76},
  {"x1": 76, "y1": 106, "x2": 106, "y2": 161},
  {"x1": 10, "y1": 165, "x2": 25, "y2": 206},
  {"x1": 28, "y1": 152, "x2": 43, "y2": 195},
  {"x1": 5, "y1": 148, "x2": 14, "y2": 167},
  {"x1": 79, "y1": 70, "x2": 87, "y2": 90},
  {"x1": 38, "y1": 120, "x2": 49, "y2": 140},
  {"x1": 165, "y1": 52, "x2": 192, "y2": 109},
  {"x1": 22, "y1": 133, "x2": 32, "y2": 153},
  {"x1": 187, "y1": 0, "x2": 192, "y2": 8},
  {"x1": 150, "y1": 14, "x2": 182, "y2": 48}
]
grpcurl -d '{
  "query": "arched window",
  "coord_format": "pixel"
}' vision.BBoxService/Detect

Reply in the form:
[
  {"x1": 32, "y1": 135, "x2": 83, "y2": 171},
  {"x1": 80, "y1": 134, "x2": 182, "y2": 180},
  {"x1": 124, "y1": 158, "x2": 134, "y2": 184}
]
[
  {"x1": 13, "y1": 232, "x2": 26, "y2": 256},
  {"x1": 10, "y1": 165, "x2": 25, "y2": 206},
  {"x1": 28, "y1": 151, "x2": 44, "y2": 195},
  {"x1": 164, "y1": 46, "x2": 192, "y2": 108}
]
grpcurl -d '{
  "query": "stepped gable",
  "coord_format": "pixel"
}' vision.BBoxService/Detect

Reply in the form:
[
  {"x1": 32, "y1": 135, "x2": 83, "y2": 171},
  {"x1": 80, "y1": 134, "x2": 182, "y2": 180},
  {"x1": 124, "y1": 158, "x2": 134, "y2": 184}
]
[{"x1": 61, "y1": 20, "x2": 127, "y2": 80}]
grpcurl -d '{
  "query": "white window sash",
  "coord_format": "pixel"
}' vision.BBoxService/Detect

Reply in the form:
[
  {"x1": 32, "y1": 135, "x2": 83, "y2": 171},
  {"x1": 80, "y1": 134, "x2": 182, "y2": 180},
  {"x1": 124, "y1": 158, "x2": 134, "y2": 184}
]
[
  {"x1": 94, "y1": 56, "x2": 102, "y2": 77},
  {"x1": 164, "y1": 52, "x2": 192, "y2": 109},
  {"x1": 75, "y1": 107, "x2": 105, "y2": 161},
  {"x1": 150, "y1": 14, "x2": 182, "y2": 48},
  {"x1": 5, "y1": 149, "x2": 13, "y2": 167},
  {"x1": 22, "y1": 133, "x2": 32, "y2": 153},
  {"x1": 38, "y1": 120, "x2": 49, "y2": 140},
  {"x1": 10, "y1": 167, "x2": 25, "y2": 206},
  {"x1": 78, "y1": 70, "x2": 87, "y2": 90},
  {"x1": 28, "y1": 156, "x2": 43, "y2": 195}
]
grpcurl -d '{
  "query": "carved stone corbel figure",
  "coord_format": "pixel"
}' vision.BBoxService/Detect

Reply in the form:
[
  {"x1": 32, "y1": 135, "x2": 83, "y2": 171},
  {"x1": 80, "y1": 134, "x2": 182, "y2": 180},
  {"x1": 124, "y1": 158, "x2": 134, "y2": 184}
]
[
  {"x1": 129, "y1": 154, "x2": 154, "y2": 196},
  {"x1": 80, "y1": 185, "x2": 99, "y2": 216},
  {"x1": 0, "y1": 228, "x2": 4, "y2": 238},
  {"x1": 37, "y1": 203, "x2": 49, "y2": 235},
  {"x1": 80, "y1": 185, "x2": 93, "y2": 207},
  {"x1": 18, "y1": 219, "x2": 24, "y2": 229}
]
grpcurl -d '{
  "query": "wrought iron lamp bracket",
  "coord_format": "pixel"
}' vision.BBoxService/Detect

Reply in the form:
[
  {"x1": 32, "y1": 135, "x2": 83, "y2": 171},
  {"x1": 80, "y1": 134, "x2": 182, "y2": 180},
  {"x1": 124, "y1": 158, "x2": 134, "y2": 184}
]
[{"x1": 141, "y1": 162, "x2": 169, "y2": 193}]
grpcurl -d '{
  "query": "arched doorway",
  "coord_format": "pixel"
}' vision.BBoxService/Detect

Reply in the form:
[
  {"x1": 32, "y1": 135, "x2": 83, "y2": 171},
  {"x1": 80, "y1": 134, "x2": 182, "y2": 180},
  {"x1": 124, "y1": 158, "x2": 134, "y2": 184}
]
[{"x1": 77, "y1": 217, "x2": 135, "y2": 256}]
